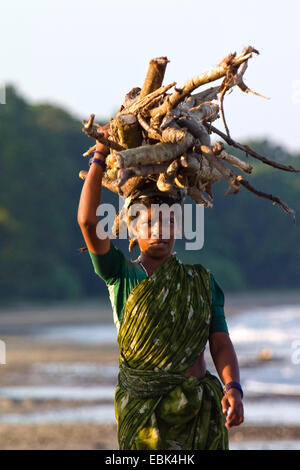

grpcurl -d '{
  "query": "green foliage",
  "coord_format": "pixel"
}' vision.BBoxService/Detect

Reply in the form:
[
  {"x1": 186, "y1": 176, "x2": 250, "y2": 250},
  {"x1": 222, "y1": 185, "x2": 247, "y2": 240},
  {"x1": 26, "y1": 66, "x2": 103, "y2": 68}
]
[{"x1": 0, "y1": 85, "x2": 299, "y2": 302}]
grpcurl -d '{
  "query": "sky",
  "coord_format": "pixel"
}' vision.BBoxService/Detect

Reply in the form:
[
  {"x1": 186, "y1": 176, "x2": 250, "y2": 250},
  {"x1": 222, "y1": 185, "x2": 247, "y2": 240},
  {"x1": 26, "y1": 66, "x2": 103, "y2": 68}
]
[{"x1": 1, "y1": 0, "x2": 300, "y2": 152}]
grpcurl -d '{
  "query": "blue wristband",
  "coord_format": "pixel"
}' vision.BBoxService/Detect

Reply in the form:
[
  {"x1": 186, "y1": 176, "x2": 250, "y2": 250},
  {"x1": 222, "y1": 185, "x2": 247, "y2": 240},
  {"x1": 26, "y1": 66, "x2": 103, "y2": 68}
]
[
  {"x1": 89, "y1": 157, "x2": 106, "y2": 171},
  {"x1": 224, "y1": 381, "x2": 243, "y2": 399},
  {"x1": 93, "y1": 150, "x2": 108, "y2": 158}
]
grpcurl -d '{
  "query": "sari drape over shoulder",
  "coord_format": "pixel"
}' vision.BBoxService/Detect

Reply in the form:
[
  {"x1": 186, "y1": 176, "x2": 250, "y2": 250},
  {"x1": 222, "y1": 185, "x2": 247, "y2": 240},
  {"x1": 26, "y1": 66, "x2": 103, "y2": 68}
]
[{"x1": 115, "y1": 253, "x2": 228, "y2": 450}]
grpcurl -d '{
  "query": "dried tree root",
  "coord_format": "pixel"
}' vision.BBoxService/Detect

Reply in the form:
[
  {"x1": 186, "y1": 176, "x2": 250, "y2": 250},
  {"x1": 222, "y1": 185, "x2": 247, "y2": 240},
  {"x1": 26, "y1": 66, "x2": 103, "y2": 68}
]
[
  {"x1": 236, "y1": 175, "x2": 296, "y2": 223},
  {"x1": 205, "y1": 123, "x2": 300, "y2": 173}
]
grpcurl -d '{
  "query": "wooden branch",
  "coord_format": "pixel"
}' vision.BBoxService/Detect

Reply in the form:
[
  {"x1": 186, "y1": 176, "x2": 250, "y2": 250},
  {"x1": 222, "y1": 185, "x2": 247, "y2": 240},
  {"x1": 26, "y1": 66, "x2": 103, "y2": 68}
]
[
  {"x1": 105, "y1": 167, "x2": 119, "y2": 180},
  {"x1": 217, "y1": 149, "x2": 253, "y2": 173},
  {"x1": 78, "y1": 170, "x2": 121, "y2": 194},
  {"x1": 205, "y1": 123, "x2": 300, "y2": 173},
  {"x1": 236, "y1": 175, "x2": 296, "y2": 223},
  {"x1": 113, "y1": 113, "x2": 143, "y2": 149},
  {"x1": 82, "y1": 145, "x2": 96, "y2": 157},
  {"x1": 235, "y1": 61, "x2": 269, "y2": 99},
  {"x1": 191, "y1": 87, "x2": 219, "y2": 106},
  {"x1": 125, "y1": 82, "x2": 176, "y2": 115},
  {"x1": 218, "y1": 67, "x2": 234, "y2": 138},
  {"x1": 188, "y1": 185, "x2": 213, "y2": 208},
  {"x1": 82, "y1": 114, "x2": 125, "y2": 151},
  {"x1": 117, "y1": 176, "x2": 147, "y2": 197},
  {"x1": 137, "y1": 113, "x2": 162, "y2": 141},
  {"x1": 187, "y1": 101, "x2": 219, "y2": 122},
  {"x1": 111, "y1": 133, "x2": 194, "y2": 168},
  {"x1": 78, "y1": 170, "x2": 88, "y2": 180},
  {"x1": 123, "y1": 87, "x2": 141, "y2": 108},
  {"x1": 198, "y1": 156, "x2": 223, "y2": 184},
  {"x1": 139, "y1": 57, "x2": 169, "y2": 99},
  {"x1": 200, "y1": 145, "x2": 241, "y2": 192},
  {"x1": 180, "y1": 153, "x2": 201, "y2": 174},
  {"x1": 177, "y1": 117, "x2": 211, "y2": 146},
  {"x1": 79, "y1": 49, "x2": 297, "y2": 228},
  {"x1": 156, "y1": 159, "x2": 180, "y2": 192},
  {"x1": 174, "y1": 172, "x2": 189, "y2": 189},
  {"x1": 150, "y1": 46, "x2": 258, "y2": 121},
  {"x1": 161, "y1": 126, "x2": 187, "y2": 144},
  {"x1": 116, "y1": 163, "x2": 169, "y2": 187}
]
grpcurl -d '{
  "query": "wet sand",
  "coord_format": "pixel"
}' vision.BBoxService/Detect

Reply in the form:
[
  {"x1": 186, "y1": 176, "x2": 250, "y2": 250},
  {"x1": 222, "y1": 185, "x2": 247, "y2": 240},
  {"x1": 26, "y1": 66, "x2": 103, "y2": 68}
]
[
  {"x1": 0, "y1": 292, "x2": 300, "y2": 450},
  {"x1": 0, "y1": 422, "x2": 300, "y2": 450}
]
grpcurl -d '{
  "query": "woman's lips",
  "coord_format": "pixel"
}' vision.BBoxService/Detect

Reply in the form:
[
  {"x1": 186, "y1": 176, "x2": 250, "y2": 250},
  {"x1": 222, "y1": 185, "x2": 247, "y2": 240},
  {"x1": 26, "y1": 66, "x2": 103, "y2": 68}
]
[{"x1": 150, "y1": 240, "x2": 168, "y2": 246}]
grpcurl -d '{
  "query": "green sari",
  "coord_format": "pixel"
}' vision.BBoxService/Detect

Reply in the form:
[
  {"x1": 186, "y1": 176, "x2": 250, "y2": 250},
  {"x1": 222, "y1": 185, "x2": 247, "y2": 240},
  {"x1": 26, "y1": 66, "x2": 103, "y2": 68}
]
[{"x1": 115, "y1": 252, "x2": 228, "y2": 450}]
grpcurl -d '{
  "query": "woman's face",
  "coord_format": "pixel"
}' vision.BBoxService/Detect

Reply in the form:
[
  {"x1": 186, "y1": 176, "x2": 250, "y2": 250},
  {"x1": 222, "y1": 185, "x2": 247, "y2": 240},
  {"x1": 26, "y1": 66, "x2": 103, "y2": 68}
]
[{"x1": 134, "y1": 206, "x2": 176, "y2": 258}]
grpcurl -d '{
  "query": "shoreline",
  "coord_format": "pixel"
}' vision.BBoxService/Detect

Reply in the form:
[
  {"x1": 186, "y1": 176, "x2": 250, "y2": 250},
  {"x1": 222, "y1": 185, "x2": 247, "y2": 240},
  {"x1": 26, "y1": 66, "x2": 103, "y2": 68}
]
[
  {"x1": 0, "y1": 423, "x2": 299, "y2": 450},
  {"x1": 1, "y1": 289, "x2": 300, "y2": 327},
  {"x1": 0, "y1": 296, "x2": 299, "y2": 450}
]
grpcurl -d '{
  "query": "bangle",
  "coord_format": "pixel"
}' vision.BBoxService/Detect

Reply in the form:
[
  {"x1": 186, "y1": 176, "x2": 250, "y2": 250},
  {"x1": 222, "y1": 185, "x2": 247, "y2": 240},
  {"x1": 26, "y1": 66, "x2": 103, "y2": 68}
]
[
  {"x1": 89, "y1": 157, "x2": 107, "y2": 171},
  {"x1": 94, "y1": 150, "x2": 108, "y2": 159},
  {"x1": 224, "y1": 381, "x2": 243, "y2": 399}
]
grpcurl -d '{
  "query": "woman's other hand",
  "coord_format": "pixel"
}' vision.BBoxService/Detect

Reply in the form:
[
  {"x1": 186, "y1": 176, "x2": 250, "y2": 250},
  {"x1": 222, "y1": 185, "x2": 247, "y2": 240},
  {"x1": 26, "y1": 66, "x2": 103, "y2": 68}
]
[
  {"x1": 96, "y1": 122, "x2": 110, "y2": 155},
  {"x1": 221, "y1": 388, "x2": 244, "y2": 429}
]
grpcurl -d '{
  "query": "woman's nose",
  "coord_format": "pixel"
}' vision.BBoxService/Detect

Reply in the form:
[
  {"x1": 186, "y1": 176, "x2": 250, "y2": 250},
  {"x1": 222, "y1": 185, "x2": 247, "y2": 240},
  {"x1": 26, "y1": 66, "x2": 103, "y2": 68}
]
[{"x1": 151, "y1": 219, "x2": 170, "y2": 239}]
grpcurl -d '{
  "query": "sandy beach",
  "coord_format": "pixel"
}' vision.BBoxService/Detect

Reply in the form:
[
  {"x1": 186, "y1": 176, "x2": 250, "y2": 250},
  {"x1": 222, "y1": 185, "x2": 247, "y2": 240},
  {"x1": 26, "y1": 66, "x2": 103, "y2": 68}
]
[{"x1": 0, "y1": 292, "x2": 300, "y2": 450}]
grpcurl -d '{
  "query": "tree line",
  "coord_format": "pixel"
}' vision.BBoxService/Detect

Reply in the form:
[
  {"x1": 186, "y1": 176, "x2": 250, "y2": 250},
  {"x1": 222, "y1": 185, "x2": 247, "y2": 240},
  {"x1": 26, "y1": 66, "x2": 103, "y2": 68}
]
[{"x1": 0, "y1": 85, "x2": 299, "y2": 304}]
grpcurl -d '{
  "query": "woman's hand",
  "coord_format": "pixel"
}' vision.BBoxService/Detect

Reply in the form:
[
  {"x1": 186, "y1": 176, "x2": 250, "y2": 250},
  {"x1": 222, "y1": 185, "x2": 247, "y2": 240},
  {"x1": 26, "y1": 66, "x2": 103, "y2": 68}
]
[
  {"x1": 221, "y1": 388, "x2": 244, "y2": 429},
  {"x1": 96, "y1": 123, "x2": 110, "y2": 155}
]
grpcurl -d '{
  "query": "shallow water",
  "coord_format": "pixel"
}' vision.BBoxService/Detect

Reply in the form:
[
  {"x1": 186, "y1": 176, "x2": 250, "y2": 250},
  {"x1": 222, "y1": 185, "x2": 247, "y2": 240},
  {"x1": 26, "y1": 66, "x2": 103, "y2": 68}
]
[
  {"x1": 230, "y1": 440, "x2": 300, "y2": 450},
  {"x1": 1, "y1": 302, "x2": 300, "y2": 430},
  {"x1": 0, "y1": 385, "x2": 115, "y2": 401},
  {"x1": 0, "y1": 404, "x2": 115, "y2": 425},
  {"x1": 227, "y1": 304, "x2": 300, "y2": 399},
  {"x1": 32, "y1": 324, "x2": 118, "y2": 345}
]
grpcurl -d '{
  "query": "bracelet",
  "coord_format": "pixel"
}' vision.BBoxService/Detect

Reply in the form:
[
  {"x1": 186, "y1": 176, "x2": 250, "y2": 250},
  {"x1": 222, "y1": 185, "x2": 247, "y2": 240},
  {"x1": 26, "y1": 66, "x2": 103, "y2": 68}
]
[
  {"x1": 224, "y1": 381, "x2": 243, "y2": 399},
  {"x1": 89, "y1": 157, "x2": 107, "y2": 171},
  {"x1": 93, "y1": 150, "x2": 108, "y2": 159}
]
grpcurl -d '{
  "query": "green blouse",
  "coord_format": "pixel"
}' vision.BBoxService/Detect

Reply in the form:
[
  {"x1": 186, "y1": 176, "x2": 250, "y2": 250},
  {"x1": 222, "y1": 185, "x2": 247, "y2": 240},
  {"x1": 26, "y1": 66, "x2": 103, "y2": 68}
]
[{"x1": 88, "y1": 242, "x2": 229, "y2": 334}]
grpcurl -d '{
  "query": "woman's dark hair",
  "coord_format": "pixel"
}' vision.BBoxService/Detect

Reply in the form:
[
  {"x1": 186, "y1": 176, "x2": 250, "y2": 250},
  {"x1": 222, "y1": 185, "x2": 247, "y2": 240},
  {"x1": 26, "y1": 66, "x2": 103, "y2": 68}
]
[
  {"x1": 127, "y1": 194, "x2": 182, "y2": 251},
  {"x1": 133, "y1": 194, "x2": 180, "y2": 208},
  {"x1": 128, "y1": 194, "x2": 182, "y2": 223}
]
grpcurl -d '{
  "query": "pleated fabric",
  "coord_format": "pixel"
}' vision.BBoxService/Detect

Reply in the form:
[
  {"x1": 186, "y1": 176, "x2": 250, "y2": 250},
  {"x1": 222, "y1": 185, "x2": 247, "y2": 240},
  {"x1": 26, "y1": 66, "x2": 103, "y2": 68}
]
[{"x1": 115, "y1": 253, "x2": 228, "y2": 450}]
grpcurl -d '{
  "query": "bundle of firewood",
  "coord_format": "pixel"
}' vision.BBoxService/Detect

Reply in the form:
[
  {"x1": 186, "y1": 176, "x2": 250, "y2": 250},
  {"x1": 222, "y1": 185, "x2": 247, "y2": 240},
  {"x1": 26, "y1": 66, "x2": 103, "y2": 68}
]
[{"x1": 80, "y1": 46, "x2": 299, "y2": 222}]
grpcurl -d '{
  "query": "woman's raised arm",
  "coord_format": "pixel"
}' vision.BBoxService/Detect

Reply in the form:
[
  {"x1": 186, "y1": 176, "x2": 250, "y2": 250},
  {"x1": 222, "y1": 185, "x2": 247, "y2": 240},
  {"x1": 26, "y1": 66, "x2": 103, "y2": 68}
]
[{"x1": 77, "y1": 123, "x2": 111, "y2": 255}]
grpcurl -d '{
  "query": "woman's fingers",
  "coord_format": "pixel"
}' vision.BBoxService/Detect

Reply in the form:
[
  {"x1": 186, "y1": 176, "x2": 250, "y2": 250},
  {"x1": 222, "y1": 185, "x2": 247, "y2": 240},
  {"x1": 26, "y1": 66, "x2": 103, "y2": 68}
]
[
  {"x1": 97, "y1": 123, "x2": 110, "y2": 137},
  {"x1": 225, "y1": 400, "x2": 244, "y2": 428},
  {"x1": 221, "y1": 395, "x2": 230, "y2": 414}
]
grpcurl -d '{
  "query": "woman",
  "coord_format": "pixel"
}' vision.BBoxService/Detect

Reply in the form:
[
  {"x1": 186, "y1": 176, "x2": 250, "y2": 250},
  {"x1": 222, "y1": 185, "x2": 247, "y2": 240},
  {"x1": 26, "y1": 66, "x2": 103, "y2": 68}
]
[{"x1": 77, "y1": 125, "x2": 244, "y2": 450}]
